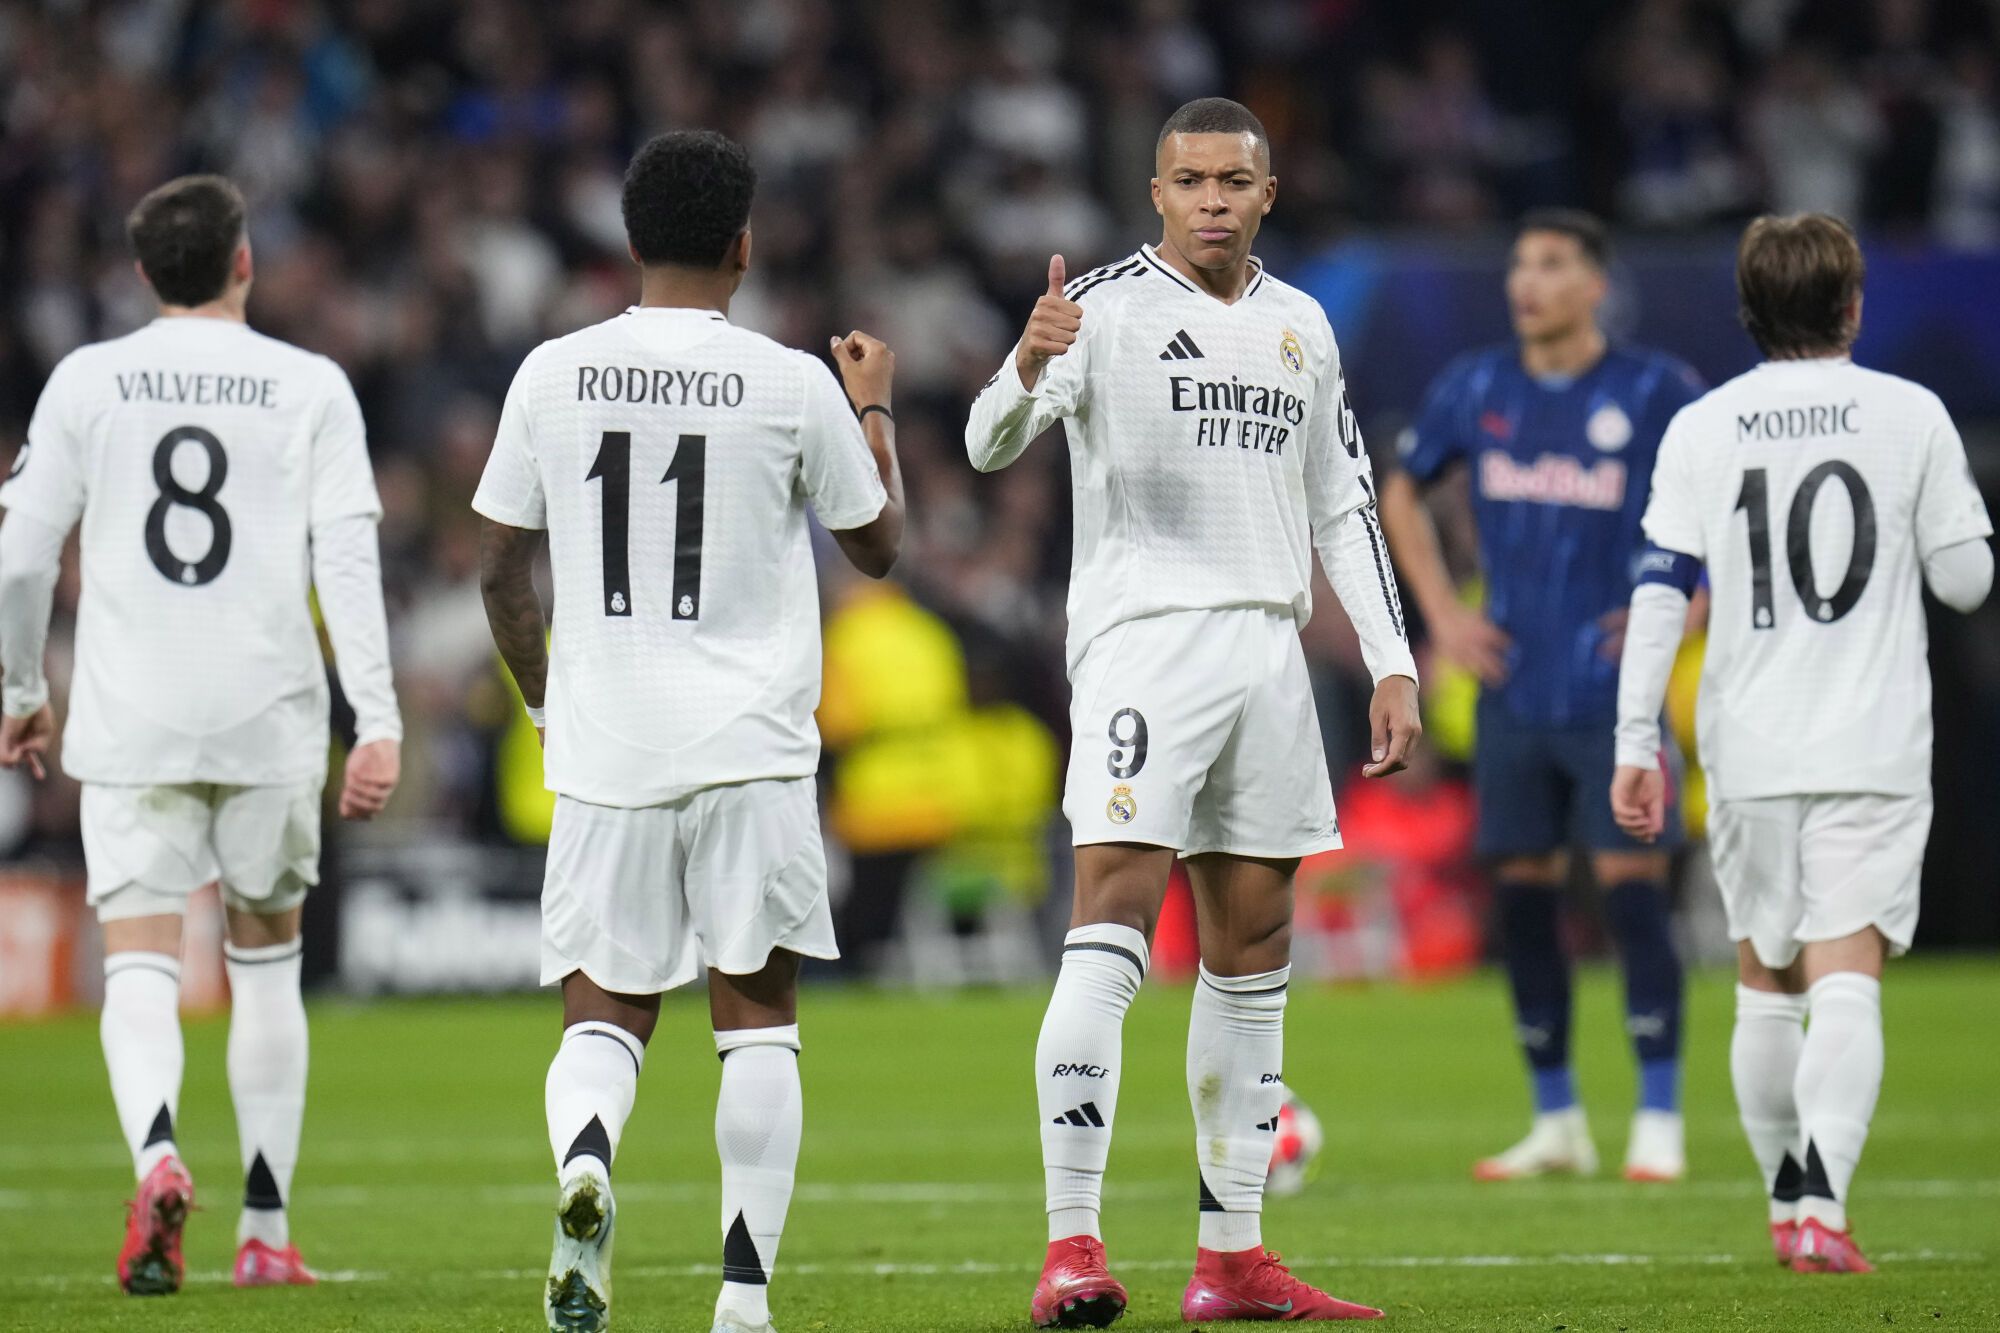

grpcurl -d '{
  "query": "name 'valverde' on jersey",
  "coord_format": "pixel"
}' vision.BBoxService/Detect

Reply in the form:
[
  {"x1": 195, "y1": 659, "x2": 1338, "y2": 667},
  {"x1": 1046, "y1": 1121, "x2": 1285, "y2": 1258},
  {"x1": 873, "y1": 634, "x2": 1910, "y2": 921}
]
[
  {"x1": 965, "y1": 245, "x2": 1409, "y2": 678},
  {"x1": 472, "y1": 308, "x2": 886, "y2": 809},
  {"x1": 1641, "y1": 357, "x2": 1992, "y2": 802},
  {"x1": 1399, "y1": 343, "x2": 1705, "y2": 726},
  {"x1": 0, "y1": 318, "x2": 385, "y2": 785}
]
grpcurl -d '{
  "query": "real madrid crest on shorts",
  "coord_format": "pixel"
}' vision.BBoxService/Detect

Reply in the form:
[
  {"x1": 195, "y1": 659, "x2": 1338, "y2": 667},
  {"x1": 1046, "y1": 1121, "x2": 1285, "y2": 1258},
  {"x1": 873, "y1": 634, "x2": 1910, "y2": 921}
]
[
  {"x1": 1587, "y1": 403, "x2": 1632, "y2": 452},
  {"x1": 1106, "y1": 784, "x2": 1138, "y2": 824},
  {"x1": 1279, "y1": 330, "x2": 1304, "y2": 375}
]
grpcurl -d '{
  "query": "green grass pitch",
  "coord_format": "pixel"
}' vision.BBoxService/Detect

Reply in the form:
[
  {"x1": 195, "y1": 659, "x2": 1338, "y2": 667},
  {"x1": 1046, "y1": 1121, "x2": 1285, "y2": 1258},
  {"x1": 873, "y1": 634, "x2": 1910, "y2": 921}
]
[{"x1": 2, "y1": 959, "x2": 1995, "y2": 1331}]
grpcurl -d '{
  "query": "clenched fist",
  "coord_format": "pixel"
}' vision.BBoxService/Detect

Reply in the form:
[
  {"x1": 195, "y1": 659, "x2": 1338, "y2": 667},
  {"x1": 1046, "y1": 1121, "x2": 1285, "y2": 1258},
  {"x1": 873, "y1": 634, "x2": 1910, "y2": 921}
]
[
  {"x1": 830, "y1": 329, "x2": 895, "y2": 411},
  {"x1": 1015, "y1": 255, "x2": 1083, "y2": 392}
]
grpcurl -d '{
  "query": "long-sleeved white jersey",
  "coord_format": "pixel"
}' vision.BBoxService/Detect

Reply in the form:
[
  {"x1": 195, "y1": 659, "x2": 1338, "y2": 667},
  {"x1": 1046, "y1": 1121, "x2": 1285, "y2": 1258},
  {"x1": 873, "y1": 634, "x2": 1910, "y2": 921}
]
[
  {"x1": 965, "y1": 245, "x2": 1415, "y2": 683},
  {"x1": 0, "y1": 316, "x2": 399, "y2": 785},
  {"x1": 1619, "y1": 356, "x2": 1992, "y2": 800}
]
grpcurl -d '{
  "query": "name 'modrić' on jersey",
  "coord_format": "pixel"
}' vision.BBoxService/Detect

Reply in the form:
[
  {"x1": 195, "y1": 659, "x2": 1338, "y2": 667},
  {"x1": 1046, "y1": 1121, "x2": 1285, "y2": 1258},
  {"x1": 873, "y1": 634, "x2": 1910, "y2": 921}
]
[
  {"x1": 1642, "y1": 357, "x2": 1992, "y2": 801},
  {"x1": 0, "y1": 318, "x2": 384, "y2": 785},
  {"x1": 473, "y1": 307, "x2": 886, "y2": 809}
]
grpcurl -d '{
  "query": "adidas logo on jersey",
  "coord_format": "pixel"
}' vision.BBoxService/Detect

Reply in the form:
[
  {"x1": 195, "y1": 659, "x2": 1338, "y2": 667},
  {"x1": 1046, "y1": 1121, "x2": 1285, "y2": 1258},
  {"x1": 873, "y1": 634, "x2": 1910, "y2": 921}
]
[
  {"x1": 1159, "y1": 330, "x2": 1205, "y2": 361},
  {"x1": 1052, "y1": 1101, "x2": 1107, "y2": 1127}
]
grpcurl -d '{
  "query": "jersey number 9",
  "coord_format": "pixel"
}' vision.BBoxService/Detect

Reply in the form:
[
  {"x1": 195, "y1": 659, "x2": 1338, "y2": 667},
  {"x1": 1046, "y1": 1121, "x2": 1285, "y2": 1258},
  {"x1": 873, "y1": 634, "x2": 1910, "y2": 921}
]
[{"x1": 1107, "y1": 706, "x2": 1149, "y2": 779}]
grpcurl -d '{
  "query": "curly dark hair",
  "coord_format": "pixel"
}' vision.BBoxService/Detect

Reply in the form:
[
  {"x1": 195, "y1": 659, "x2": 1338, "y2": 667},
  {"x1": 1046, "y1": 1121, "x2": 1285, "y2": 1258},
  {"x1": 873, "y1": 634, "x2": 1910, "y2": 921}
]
[
  {"x1": 621, "y1": 130, "x2": 756, "y2": 268},
  {"x1": 126, "y1": 175, "x2": 246, "y2": 307}
]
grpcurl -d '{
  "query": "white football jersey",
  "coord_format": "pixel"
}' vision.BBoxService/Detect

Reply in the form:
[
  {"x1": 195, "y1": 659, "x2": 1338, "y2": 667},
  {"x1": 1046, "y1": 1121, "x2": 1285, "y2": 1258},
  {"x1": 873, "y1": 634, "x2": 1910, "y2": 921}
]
[
  {"x1": 0, "y1": 317, "x2": 386, "y2": 785},
  {"x1": 1642, "y1": 357, "x2": 1992, "y2": 800},
  {"x1": 472, "y1": 307, "x2": 886, "y2": 808},
  {"x1": 965, "y1": 245, "x2": 1412, "y2": 681}
]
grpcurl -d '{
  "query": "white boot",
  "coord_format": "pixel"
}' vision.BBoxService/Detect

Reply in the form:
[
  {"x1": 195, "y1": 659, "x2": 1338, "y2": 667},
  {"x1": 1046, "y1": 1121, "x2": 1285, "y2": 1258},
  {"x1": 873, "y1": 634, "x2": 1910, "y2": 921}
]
[
  {"x1": 1622, "y1": 1109, "x2": 1686, "y2": 1182},
  {"x1": 1474, "y1": 1106, "x2": 1599, "y2": 1180},
  {"x1": 546, "y1": 1170, "x2": 615, "y2": 1332}
]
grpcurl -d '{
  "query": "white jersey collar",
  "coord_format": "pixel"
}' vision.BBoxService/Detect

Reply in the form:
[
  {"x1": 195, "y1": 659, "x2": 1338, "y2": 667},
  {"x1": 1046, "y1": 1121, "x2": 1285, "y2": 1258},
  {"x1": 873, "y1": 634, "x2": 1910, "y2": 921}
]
[
  {"x1": 1138, "y1": 244, "x2": 1266, "y2": 302},
  {"x1": 623, "y1": 306, "x2": 729, "y2": 322},
  {"x1": 1756, "y1": 355, "x2": 1852, "y2": 370}
]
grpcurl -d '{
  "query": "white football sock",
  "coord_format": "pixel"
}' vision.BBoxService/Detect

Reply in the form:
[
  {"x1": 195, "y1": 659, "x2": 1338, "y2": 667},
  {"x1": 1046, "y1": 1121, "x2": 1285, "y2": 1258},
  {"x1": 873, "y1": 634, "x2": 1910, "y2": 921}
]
[
  {"x1": 1190, "y1": 963, "x2": 1289, "y2": 1252},
  {"x1": 545, "y1": 1021, "x2": 645, "y2": 1187},
  {"x1": 101, "y1": 952, "x2": 185, "y2": 1182},
  {"x1": 1794, "y1": 972, "x2": 1884, "y2": 1231},
  {"x1": 1037, "y1": 924, "x2": 1148, "y2": 1242},
  {"x1": 1731, "y1": 984, "x2": 1807, "y2": 1223},
  {"x1": 714, "y1": 1025, "x2": 803, "y2": 1328},
  {"x1": 225, "y1": 940, "x2": 308, "y2": 1248}
]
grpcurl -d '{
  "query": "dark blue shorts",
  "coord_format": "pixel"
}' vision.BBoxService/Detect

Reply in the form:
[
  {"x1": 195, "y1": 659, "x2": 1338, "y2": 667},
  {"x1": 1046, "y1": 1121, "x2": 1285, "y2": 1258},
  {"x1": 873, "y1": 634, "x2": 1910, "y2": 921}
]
[{"x1": 1473, "y1": 699, "x2": 1683, "y2": 859}]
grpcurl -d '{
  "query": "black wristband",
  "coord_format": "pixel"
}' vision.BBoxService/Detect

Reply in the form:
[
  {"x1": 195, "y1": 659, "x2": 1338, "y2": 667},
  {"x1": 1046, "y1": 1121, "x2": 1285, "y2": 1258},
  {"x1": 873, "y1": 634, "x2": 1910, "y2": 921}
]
[{"x1": 858, "y1": 403, "x2": 893, "y2": 423}]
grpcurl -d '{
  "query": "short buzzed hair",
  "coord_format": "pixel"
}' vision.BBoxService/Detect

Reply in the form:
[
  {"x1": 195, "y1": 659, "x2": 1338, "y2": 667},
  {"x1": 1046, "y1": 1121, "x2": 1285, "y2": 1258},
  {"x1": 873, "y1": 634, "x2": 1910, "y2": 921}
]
[
  {"x1": 1157, "y1": 97, "x2": 1268, "y2": 155},
  {"x1": 1517, "y1": 208, "x2": 1611, "y2": 270},
  {"x1": 1736, "y1": 213, "x2": 1866, "y2": 358},
  {"x1": 126, "y1": 175, "x2": 246, "y2": 307}
]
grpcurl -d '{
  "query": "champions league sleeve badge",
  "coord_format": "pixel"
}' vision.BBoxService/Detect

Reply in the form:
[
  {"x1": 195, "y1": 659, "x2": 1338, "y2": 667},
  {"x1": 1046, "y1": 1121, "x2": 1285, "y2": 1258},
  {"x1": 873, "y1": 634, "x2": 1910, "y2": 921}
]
[{"x1": 1106, "y1": 784, "x2": 1138, "y2": 824}]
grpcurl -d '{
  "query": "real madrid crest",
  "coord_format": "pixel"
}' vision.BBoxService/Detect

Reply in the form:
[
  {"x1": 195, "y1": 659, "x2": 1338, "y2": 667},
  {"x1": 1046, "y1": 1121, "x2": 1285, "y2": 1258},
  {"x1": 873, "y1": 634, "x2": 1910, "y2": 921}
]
[
  {"x1": 1106, "y1": 784, "x2": 1138, "y2": 824},
  {"x1": 1279, "y1": 330, "x2": 1303, "y2": 374},
  {"x1": 1586, "y1": 403, "x2": 1632, "y2": 452}
]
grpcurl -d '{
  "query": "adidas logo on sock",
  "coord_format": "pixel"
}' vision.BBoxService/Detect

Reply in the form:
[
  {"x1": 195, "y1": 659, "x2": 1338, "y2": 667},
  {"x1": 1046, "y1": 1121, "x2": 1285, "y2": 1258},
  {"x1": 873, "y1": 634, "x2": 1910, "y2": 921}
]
[
  {"x1": 1158, "y1": 330, "x2": 1205, "y2": 361},
  {"x1": 1256, "y1": 1116, "x2": 1280, "y2": 1132},
  {"x1": 1052, "y1": 1101, "x2": 1106, "y2": 1128}
]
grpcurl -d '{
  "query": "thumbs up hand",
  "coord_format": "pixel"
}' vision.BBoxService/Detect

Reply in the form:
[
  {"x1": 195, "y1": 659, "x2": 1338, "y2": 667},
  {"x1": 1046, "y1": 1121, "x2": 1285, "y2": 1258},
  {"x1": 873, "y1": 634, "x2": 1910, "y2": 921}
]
[{"x1": 1014, "y1": 254, "x2": 1084, "y2": 392}]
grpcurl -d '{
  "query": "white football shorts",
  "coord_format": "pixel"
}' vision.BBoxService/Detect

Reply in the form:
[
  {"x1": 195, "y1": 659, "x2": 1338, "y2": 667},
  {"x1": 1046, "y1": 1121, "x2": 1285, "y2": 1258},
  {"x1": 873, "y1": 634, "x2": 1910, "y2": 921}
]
[
  {"x1": 83, "y1": 780, "x2": 323, "y2": 921},
  {"x1": 541, "y1": 775, "x2": 839, "y2": 994},
  {"x1": 1708, "y1": 791, "x2": 1933, "y2": 969},
  {"x1": 1063, "y1": 607, "x2": 1341, "y2": 859}
]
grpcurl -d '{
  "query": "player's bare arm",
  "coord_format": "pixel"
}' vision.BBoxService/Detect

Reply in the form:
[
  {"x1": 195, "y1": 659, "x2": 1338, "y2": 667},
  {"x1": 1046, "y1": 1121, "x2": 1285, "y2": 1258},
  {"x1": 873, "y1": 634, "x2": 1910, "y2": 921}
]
[
  {"x1": 1377, "y1": 469, "x2": 1511, "y2": 684},
  {"x1": 1015, "y1": 255, "x2": 1082, "y2": 392},
  {"x1": 826, "y1": 329, "x2": 904, "y2": 577},
  {"x1": 478, "y1": 517, "x2": 549, "y2": 729}
]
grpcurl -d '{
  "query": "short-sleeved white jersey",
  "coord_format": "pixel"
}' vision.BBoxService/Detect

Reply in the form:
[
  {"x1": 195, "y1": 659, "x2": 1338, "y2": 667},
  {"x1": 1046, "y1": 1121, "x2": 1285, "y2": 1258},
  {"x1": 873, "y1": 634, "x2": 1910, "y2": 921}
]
[
  {"x1": 473, "y1": 307, "x2": 886, "y2": 808},
  {"x1": 1642, "y1": 357, "x2": 1992, "y2": 800},
  {"x1": 965, "y1": 245, "x2": 1413, "y2": 682},
  {"x1": 0, "y1": 318, "x2": 384, "y2": 785}
]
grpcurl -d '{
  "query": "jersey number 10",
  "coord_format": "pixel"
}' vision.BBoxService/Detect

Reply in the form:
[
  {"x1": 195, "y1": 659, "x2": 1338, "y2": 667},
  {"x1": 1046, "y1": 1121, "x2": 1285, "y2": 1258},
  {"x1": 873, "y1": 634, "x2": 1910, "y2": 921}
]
[
  {"x1": 587, "y1": 430, "x2": 706, "y2": 620},
  {"x1": 1733, "y1": 461, "x2": 1876, "y2": 629}
]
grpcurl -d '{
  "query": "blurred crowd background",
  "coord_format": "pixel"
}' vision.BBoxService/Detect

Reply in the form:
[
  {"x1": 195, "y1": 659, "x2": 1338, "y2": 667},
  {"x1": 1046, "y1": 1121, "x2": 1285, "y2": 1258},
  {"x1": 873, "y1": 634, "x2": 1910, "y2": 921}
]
[{"x1": 3, "y1": 0, "x2": 1999, "y2": 1000}]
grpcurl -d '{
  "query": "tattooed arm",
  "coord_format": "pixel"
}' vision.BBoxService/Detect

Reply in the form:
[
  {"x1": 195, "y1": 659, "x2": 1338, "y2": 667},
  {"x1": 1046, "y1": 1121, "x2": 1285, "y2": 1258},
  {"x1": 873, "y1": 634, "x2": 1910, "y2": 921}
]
[{"x1": 479, "y1": 518, "x2": 548, "y2": 711}]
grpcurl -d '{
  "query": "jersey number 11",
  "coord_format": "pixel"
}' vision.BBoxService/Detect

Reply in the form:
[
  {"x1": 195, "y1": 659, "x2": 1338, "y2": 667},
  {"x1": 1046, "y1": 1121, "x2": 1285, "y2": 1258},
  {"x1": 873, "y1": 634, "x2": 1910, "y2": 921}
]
[{"x1": 587, "y1": 430, "x2": 705, "y2": 620}]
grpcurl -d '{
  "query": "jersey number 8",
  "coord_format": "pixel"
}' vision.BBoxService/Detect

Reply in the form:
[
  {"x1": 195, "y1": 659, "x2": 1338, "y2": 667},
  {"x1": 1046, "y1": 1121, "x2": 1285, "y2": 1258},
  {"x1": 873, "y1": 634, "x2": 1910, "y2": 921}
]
[
  {"x1": 587, "y1": 430, "x2": 706, "y2": 620},
  {"x1": 145, "y1": 425, "x2": 231, "y2": 586}
]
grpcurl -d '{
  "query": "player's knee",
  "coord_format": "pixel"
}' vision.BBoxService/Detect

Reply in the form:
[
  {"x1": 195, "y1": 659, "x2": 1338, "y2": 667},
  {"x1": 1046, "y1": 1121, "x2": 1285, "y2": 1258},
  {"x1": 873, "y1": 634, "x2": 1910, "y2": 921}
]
[
  {"x1": 560, "y1": 971, "x2": 663, "y2": 1043},
  {"x1": 709, "y1": 950, "x2": 803, "y2": 1030},
  {"x1": 1495, "y1": 851, "x2": 1565, "y2": 885}
]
